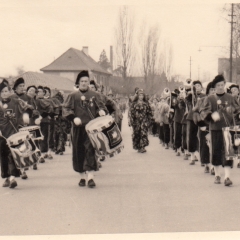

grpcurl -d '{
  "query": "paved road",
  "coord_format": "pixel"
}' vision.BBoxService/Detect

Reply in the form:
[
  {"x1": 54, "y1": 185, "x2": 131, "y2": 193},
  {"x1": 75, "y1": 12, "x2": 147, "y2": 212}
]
[{"x1": 1, "y1": 112, "x2": 240, "y2": 236}]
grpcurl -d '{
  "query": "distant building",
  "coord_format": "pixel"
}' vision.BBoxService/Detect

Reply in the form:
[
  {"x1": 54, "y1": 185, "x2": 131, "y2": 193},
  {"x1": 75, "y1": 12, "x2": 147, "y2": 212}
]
[
  {"x1": 40, "y1": 47, "x2": 112, "y2": 86},
  {"x1": 218, "y1": 58, "x2": 240, "y2": 84}
]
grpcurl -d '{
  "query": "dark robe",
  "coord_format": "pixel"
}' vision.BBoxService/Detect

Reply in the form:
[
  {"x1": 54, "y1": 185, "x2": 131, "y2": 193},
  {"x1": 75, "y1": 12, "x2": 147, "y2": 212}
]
[
  {"x1": 0, "y1": 98, "x2": 27, "y2": 178},
  {"x1": 63, "y1": 88, "x2": 107, "y2": 173},
  {"x1": 200, "y1": 92, "x2": 240, "y2": 167}
]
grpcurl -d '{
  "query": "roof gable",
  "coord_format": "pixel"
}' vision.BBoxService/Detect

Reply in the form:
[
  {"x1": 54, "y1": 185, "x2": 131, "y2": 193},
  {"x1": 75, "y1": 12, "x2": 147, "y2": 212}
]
[
  {"x1": 40, "y1": 48, "x2": 111, "y2": 75},
  {"x1": 10, "y1": 71, "x2": 75, "y2": 91}
]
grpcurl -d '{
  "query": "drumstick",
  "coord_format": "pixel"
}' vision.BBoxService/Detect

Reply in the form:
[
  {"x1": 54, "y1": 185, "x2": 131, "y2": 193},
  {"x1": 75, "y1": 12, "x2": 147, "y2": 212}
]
[{"x1": 9, "y1": 120, "x2": 19, "y2": 133}]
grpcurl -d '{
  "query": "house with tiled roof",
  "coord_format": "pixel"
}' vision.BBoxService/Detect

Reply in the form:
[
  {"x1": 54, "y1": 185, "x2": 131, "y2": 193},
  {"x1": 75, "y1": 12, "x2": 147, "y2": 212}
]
[
  {"x1": 40, "y1": 47, "x2": 112, "y2": 86},
  {"x1": 9, "y1": 71, "x2": 75, "y2": 93}
]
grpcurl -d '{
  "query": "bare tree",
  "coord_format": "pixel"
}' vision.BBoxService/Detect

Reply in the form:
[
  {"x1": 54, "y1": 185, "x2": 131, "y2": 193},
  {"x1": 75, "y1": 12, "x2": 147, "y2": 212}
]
[
  {"x1": 161, "y1": 40, "x2": 173, "y2": 81},
  {"x1": 139, "y1": 22, "x2": 161, "y2": 92},
  {"x1": 114, "y1": 6, "x2": 136, "y2": 86}
]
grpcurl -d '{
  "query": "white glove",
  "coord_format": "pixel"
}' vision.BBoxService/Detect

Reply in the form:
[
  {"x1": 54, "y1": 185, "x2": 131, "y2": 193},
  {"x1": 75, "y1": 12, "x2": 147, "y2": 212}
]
[
  {"x1": 99, "y1": 110, "x2": 106, "y2": 117},
  {"x1": 35, "y1": 117, "x2": 42, "y2": 125},
  {"x1": 23, "y1": 113, "x2": 30, "y2": 125},
  {"x1": 73, "y1": 117, "x2": 82, "y2": 125}
]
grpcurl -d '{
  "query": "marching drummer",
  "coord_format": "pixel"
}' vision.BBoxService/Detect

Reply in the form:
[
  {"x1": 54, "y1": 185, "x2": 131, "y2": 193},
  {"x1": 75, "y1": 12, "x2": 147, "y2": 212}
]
[
  {"x1": 63, "y1": 70, "x2": 108, "y2": 188},
  {"x1": 200, "y1": 74, "x2": 240, "y2": 186},
  {"x1": 0, "y1": 79, "x2": 29, "y2": 188},
  {"x1": 11, "y1": 78, "x2": 35, "y2": 179}
]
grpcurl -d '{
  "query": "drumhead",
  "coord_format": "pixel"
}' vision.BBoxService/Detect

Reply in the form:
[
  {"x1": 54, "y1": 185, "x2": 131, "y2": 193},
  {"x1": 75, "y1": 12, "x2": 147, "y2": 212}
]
[
  {"x1": 19, "y1": 126, "x2": 40, "y2": 131},
  {"x1": 86, "y1": 115, "x2": 114, "y2": 131},
  {"x1": 7, "y1": 132, "x2": 30, "y2": 145}
]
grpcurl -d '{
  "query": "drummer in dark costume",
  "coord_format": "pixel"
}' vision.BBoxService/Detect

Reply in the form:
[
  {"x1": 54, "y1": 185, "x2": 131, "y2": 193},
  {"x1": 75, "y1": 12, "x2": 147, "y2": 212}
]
[
  {"x1": 11, "y1": 78, "x2": 34, "y2": 179},
  {"x1": 26, "y1": 85, "x2": 40, "y2": 170},
  {"x1": 63, "y1": 71, "x2": 108, "y2": 188},
  {"x1": 37, "y1": 86, "x2": 55, "y2": 161},
  {"x1": 0, "y1": 79, "x2": 29, "y2": 188},
  {"x1": 200, "y1": 74, "x2": 240, "y2": 186},
  {"x1": 228, "y1": 84, "x2": 240, "y2": 168},
  {"x1": 186, "y1": 80, "x2": 205, "y2": 165},
  {"x1": 193, "y1": 81, "x2": 215, "y2": 174}
]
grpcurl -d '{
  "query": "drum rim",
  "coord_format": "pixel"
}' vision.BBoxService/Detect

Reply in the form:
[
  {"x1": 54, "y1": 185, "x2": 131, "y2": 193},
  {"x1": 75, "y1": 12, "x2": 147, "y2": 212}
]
[
  {"x1": 86, "y1": 115, "x2": 114, "y2": 133},
  {"x1": 19, "y1": 126, "x2": 40, "y2": 131}
]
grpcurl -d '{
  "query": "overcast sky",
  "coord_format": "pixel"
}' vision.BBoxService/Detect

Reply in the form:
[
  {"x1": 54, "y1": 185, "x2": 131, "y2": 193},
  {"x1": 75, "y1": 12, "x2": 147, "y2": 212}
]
[{"x1": 0, "y1": 0, "x2": 231, "y2": 81}]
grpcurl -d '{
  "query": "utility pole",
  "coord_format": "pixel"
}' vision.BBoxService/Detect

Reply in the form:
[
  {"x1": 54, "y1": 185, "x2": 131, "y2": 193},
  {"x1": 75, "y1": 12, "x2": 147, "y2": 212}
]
[{"x1": 229, "y1": 3, "x2": 235, "y2": 82}]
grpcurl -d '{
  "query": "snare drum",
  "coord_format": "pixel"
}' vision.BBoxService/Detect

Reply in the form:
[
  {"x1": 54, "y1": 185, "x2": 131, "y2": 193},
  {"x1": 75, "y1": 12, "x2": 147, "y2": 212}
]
[
  {"x1": 19, "y1": 126, "x2": 44, "y2": 140},
  {"x1": 222, "y1": 126, "x2": 240, "y2": 160},
  {"x1": 85, "y1": 115, "x2": 124, "y2": 158},
  {"x1": 7, "y1": 132, "x2": 41, "y2": 169}
]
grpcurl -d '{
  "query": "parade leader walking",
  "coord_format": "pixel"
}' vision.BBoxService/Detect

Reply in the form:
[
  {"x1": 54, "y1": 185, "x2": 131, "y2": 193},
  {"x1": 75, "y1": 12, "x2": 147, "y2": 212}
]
[{"x1": 63, "y1": 70, "x2": 108, "y2": 188}]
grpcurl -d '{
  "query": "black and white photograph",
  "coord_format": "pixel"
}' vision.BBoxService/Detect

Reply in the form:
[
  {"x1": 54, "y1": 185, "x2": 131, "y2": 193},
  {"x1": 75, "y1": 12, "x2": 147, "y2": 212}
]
[{"x1": 1, "y1": 0, "x2": 240, "y2": 240}]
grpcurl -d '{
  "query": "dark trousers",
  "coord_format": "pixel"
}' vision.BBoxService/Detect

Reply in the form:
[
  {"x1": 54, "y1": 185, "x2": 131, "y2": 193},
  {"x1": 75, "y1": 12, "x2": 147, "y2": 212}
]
[
  {"x1": 211, "y1": 130, "x2": 233, "y2": 167},
  {"x1": 187, "y1": 120, "x2": 199, "y2": 153},
  {"x1": 159, "y1": 125, "x2": 164, "y2": 141},
  {"x1": 169, "y1": 122, "x2": 174, "y2": 147},
  {"x1": 163, "y1": 123, "x2": 170, "y2": 144},
  {"x1": 49, "y1": 119, "x2": 55, "y2": 150},
  {"x1": 182, "y1": 124, "x2": 187, "y2": 150},
  {"x1": 152, "y1": 122, "x2": 158, "y2": 135},
  {"x1": 174, "y1": 122, "x2": 182, "y2": 149},
  {"x1": 40, "y1": 122, "x2": 50, "y2": 153},
  {"x1": 0, "y1": 138, "x2": 21, "y2": 179},
  {"x1": 198, "y1": 130, "x2": 210, "y2": 164},
  {"x1": 72, "y1": 126, "x2": 98, "y2": 173}
]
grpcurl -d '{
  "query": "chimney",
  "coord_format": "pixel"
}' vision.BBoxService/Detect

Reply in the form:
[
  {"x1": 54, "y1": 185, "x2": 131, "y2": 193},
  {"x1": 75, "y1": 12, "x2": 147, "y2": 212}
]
[
  {"x1": 82, "y1": 46, "x2": 88, "y2": 55},
  {"x1": 110, "y1": 45, "x2": 113, "y2": 71}
]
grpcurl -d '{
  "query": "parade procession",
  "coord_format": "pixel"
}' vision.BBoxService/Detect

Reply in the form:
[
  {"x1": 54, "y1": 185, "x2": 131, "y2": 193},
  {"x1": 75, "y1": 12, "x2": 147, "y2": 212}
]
[
  {"x1": 4, "y1": 1, "x2": 240, "y2": 238},
  {"x1": 2, "y1": 72, "x2": 240, "y2": 188}
]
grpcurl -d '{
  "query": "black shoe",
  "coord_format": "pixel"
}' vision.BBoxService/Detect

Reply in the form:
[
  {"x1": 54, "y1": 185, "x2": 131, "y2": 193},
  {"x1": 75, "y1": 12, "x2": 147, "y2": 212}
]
[
  {"x1": 39, "y1": 157, "x2": 45, "y2": 163},
  {"x1": 55, "y1": 151, "x2": 59, "y2": 155},
  {"x1": 59, "y1": 152, "x2": 63, "y2": 155},
  {"x1": 48, "y1": 154, "x2": 53, "y2": 160},
  {"x1": 176, "y1": 152, "x2": 180, "y2": 156},
  {"x1": 139, "y1": 148, "x2": 146, "y2": 153},
  {"x1": 43, "y1": 153, "x2": 48, "y2": 158},
  {"x1": 224, "y1": 178, "x2": 233, "y2": 186},
  {"x1": 98, "y1": 162, "x2": 102, "y2": 168},
  {"x1": 88, "y1": 179, "x2": 96, "y2": 188},
  {"x1": 21, "y1": 172, "x2": 28, "y2": 180},
  {"x1": 214, "y1": 176, "x2": 221, "y2": 184},
  {"x1": 33, "y1": 164, "x2": 38, "y2": 170},
  {"x1": 79, "y1": 179, "x2": 86, "y2": 187},
  {"x1": 9, "y1": 179, "x2": 17, "y2": 188},
  {"x1": 100, "y1": 156, "x2": 105, "y2": 162},
  {"x1": 210, "y1": 168, "x2": 215, "y2": 175},
  {"x1": 204, "y1": 166, "x2": 210, "y2": 173},
  {"x1": 2, "y1": 178, "x2": 10, "y2": 187}
]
